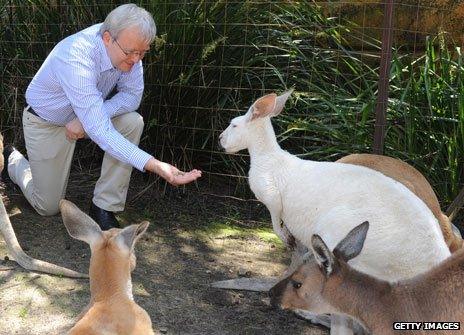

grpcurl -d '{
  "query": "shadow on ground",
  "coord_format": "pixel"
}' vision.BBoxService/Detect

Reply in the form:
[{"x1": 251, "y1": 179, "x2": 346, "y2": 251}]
[{"x1": 0, "y1": 170, "x2": 328, "y2": 335}]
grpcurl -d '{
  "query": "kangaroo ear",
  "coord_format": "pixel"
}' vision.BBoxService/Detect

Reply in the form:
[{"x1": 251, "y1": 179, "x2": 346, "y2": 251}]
[
  {"x1": 311, "y1": 234, "x2": 335, "y2": 276},
  {"x1": 333, "y1": 221, "x2": 369, "y2": 262},
  {"x1": 272, "y1": 89, "x2": 293, "y2": 117},
  {"x1": 250, "y1": 93, "x2": 277, "y2": 121},
  {"x1": 115, "y1": 221, "x2": 150, "y2": 251},
  {"x1": 60, "y1": 200, "x2": 103, "y2": 246}
]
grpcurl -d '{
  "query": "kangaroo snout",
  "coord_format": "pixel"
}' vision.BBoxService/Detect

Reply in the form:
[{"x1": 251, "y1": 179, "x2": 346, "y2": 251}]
[
  {"x1": 268, "y1": 278, "x2": 287, "y2": 309},
  {"x1": 218, "y1": 132, "x2": 225, "y2": 150}
]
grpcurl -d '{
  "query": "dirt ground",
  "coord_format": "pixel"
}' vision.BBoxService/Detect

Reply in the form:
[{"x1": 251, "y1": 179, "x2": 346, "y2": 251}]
[{"x1": 0, "y1": 169, "x2": 328, "y2": 335}]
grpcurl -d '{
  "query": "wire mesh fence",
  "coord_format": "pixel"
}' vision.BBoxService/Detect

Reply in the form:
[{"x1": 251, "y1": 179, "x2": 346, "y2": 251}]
[{"x1": 1, "y1": 1, "x2": 464, "y2": 204}]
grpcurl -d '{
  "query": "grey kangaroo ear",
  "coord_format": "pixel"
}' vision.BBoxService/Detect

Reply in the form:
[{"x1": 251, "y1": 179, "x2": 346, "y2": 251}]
[
  {"x1": 311, "y1": 234, "x2": 335, "y2": 276},
  {"x1": 333, "y1": 221, "x2": 369, "y2": 262},
  {"x1": 60, "y1": 199, "x2": 103, "y2": 246}
]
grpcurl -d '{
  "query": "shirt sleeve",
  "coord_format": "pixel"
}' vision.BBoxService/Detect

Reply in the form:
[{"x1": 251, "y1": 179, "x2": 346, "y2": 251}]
[
  {"x1": 51, "y1": 49, "x2": 152, "y2": 172},
  {"x1": 103, "y1": 62, "x2": 144, "y2": 118}
]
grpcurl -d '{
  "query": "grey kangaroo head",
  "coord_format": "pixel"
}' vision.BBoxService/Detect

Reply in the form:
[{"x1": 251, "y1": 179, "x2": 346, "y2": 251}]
[{"x1": 269, "y1": 221, "x2": 369, "y2": 313}]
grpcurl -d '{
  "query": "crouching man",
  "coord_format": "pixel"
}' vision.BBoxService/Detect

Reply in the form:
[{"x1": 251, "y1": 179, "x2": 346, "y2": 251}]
[{"x1": 3, "y1": 4, "x2": 201, "y2": 230}]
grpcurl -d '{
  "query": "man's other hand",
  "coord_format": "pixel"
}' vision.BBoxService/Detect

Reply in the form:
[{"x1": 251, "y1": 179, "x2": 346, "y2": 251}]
[{"x1": 65, "y1": 118, "x2": 85, "y2": 141}]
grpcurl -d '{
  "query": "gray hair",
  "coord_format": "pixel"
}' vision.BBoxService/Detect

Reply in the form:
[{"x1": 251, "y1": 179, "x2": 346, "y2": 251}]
[{"x1": 100, "y1": 4, "x2": 156, "y2": 44}]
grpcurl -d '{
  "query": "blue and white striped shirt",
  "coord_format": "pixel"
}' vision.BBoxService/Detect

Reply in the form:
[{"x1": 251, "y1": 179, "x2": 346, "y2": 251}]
[{"x1": 25, "y1": 23, "x2": 152, "y2": 172}]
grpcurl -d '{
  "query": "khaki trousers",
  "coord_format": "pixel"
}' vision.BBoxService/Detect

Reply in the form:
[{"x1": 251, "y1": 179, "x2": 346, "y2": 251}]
[{"x1": 8, "y1": 109, "x2": 144, "y2": 216}]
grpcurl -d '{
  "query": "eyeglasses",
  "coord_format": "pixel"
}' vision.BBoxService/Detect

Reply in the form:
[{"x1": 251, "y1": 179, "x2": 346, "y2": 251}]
[{"x1": 112, "y1": 37, "x2": 149, "y2": 59}]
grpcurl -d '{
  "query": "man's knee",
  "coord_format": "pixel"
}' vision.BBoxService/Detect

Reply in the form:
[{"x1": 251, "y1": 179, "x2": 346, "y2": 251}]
[
  {"x1": 113, "y1": 112, "x2": 144, "y2": 135},
  {"x1": 34, "y1": 198, "x2": 61, "y2": 216}
]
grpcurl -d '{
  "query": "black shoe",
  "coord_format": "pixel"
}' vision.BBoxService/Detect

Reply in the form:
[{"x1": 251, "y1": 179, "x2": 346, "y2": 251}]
[
  {"x1": 89, "y1": 202, "x2": 120, "y2": 231},
  {"x1": 2, "y1": 145, "x2": 16, "y2": 182}
]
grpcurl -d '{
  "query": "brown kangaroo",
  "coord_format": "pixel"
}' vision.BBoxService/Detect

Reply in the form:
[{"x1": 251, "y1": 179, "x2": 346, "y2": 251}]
[
  {"x1": 270, "y1": 221, "x2": 464, "y2": 335},
  {"x1": 60, "y1": 200, "x2": 154, "y2": 335}
]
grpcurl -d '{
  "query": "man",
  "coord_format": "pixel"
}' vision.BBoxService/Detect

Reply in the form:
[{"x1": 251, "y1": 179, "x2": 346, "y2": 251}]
[{"x1": 3, "y1": 4, "x2": 201, "y2": 230}]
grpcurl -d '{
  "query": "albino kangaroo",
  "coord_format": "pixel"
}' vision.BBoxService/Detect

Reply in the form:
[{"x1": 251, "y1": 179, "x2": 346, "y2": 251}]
[
  {"x1": 60, "y1": 200, "x2": 154, "y2": 335},
  {"x1": 270, "y1": 221, "x2": 464, "y2": 335},
  {"x1": 219, "y1": 90, "x2": 450, "y2": 279},
  {"x1": 211, "y1": 153, "x2": 462, "y2": 292},
  {"x1": 0, "y1": 134, "x2": 86, "y2": 277},
  {"x1": 219, "y1": 91, "x2": 451, "y2": 334},
  {"x1": 338, "y1": 154, "x2": 462, "y2": 252}
]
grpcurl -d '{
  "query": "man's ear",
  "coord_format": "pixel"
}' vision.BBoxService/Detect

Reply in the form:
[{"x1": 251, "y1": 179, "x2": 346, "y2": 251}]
[
  {"x1": 250, "y1": 93, "x2": 277, "y2": 121},
  {"x1": 102, "y1": 31, "x2": 112, "y2": 47}
]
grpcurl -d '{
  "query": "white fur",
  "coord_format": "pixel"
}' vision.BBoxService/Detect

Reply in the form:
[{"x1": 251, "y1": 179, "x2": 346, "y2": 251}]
[{"x1": 219, "y1": 91, "x2": 450, "y2": 283}]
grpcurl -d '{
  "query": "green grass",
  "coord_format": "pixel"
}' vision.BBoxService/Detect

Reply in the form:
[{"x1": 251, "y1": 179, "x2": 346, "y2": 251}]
[
  {"x1": 189, "y1": 221, "x2": 283, "y2": 247},
  {"x1": 18, "y1": 306, "x2": 28, "y2": 319}
]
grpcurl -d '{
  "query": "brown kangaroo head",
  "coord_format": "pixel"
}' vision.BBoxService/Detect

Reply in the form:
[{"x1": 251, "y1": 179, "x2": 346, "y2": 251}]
[
  {"x1": 269, "y1": 221, "x2": 369, "y2": 313},
  {"x1": 60, "y1": 200, "x2": 149, "y2": 273}
]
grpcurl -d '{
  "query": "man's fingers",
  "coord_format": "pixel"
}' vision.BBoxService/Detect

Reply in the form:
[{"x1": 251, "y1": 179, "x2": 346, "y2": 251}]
[
  {"x1": 167, "y1": 170, "x2": 202, "y2": 186},
  {"x1": 65, "y1": 130, "x2": 85, "y2": 141}
]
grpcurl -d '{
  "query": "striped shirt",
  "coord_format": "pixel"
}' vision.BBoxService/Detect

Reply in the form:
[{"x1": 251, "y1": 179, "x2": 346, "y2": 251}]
[{"x1": 25, "y1": 23, "x2": 152, "y2": 172}]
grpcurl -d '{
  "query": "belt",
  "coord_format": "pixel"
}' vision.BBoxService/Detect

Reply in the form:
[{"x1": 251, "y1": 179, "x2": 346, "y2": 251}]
[{"x1": 25, "y1": 106, "x2": 40, "y2": 118}]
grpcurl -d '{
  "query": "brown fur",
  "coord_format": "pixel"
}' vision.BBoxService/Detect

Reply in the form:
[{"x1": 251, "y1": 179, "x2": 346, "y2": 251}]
[
  {"x1": 272, "y1": 230, "x2": 464, "y2": 334},
  {"x1": 337, "y1": 154, "x2": 463, "y2": 252},
  {"x1": 61, "y1": 200, "x2": 154, "y2": 335}
]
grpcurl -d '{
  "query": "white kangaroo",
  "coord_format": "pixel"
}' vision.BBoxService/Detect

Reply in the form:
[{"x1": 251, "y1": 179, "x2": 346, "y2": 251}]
[
  {"x1": 270, "y1": 221, "x2": 464, "y2": 335},
  {"x1": 218, "y1": 91, "x2": 451, "y2": 334},
  {"x1": 338, "y1": 153, "x2": 462, "y2": 252},
  {"x1": 60, "y1": 200, "x2": 154, "y2": 335}
]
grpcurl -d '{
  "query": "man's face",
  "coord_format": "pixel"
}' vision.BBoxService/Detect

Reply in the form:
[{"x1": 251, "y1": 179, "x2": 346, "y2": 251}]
[{"x1": 102, "y1": 26, "x2": 151, "y2": 72}]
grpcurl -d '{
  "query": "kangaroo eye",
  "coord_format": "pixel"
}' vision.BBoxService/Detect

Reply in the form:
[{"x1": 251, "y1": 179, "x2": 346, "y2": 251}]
[
  {"x1": 292, "y1": 281, "x2": 302, "y2": 289},
  {"x1": 232, "y1": 124, "x2": 237, "y2": 128}
]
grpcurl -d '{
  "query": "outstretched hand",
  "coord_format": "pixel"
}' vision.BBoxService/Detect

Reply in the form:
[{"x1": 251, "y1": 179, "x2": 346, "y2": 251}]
[{"x1": 146, "y1": 158, "x2": 202, "y2": 186}]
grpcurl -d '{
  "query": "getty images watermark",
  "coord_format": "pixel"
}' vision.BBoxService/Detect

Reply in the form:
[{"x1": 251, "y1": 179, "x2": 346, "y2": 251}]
[{"x1": 393, "y1": 322, "x2": 460, "y2": 331}]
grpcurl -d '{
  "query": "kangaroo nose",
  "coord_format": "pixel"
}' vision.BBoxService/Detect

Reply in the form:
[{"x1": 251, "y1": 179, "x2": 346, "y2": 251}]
[
  {"x1": 269, "y1": 285, "x2": 279, "y2": 306},
  {"x1": 218, "y1": 133, "x2": 224, "y2": 150},
  {"x1": 268, "y1": 278, "x2": 288, "y2": 308}
]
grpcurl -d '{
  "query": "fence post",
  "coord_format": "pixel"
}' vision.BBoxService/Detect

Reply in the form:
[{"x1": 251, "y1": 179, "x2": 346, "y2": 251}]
[{"x1": 373, "y1": 0, "x2": 395, "y2": 155}]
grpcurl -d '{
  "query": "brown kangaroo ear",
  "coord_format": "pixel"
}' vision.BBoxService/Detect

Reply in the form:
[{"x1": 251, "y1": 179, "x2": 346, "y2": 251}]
[
  {"x1": 60, "y1": 199, "x2": 103, "y2": 246},
  {"x1": 250, "y1": 93, "x2": 277, "y2": 121},
  {"x1": 115, "y1": 221, "x2": 150, "y2": 251}
]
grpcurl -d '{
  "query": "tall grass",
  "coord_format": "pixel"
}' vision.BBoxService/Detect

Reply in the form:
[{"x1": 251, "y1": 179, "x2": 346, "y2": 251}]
[
  {"x1": 387, "y1": 35, "x2": 464, "y2": 203},
  {"x1": 1, "y1": 1, "x2": 464, "y2": 204}
]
